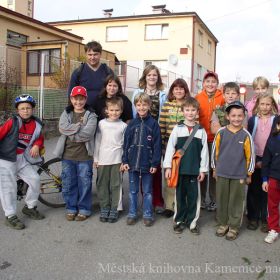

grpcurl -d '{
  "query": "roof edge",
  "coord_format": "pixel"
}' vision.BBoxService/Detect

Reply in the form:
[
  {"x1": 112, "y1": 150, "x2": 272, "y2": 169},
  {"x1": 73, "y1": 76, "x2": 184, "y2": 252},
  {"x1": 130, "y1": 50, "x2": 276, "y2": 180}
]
[{"x1": 0, "y1": 5, "x2": 83, "y2": 41}]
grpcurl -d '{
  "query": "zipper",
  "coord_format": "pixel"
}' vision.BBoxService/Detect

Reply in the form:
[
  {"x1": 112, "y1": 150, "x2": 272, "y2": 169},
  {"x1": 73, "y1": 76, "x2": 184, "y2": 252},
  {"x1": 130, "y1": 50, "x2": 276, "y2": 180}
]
[{"x1": 135, "y1": 118, "x2": 144, "y2": 170}]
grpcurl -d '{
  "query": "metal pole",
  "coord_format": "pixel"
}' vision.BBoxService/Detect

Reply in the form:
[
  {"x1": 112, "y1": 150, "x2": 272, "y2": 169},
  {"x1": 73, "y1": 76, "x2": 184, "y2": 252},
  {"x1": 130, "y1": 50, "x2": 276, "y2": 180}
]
[{"x1": 39, "y1": 53, "x2": 45, "y2": 119}]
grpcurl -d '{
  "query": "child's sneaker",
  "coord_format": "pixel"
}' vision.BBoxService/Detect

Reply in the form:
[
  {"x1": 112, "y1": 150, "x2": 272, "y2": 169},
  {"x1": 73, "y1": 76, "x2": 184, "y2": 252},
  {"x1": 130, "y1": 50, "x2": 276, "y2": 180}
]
[
  {"x1": 264, "y1": 230, "x2": 279, "y2": 244},
  {"x1": 99, "y1": 208, "x2": 109, "y2": 223},
  {"x1": 173, "y1": 223, "x2": 184, "y2": 234},
  {"x1": 200, "y1": 200, "x2": 207, "y2": 209},
  {"x1": 155, "y1": 206, "x2": 165, "y2": 214},
  {"x1": 207, "y1": 202, "x2": 217, "y2": 211},
  {"x1": 127, "y1": 217, "x2": 137, "y2": 225},
  {"x1": 247, "y1": 220, "x2": 258, "y2": 230},
  {"x1": 66, "y1": 213, "x2": 76, "y2": 221},
  {"x1": 22, "y1": 205, "x2": 45, "y2": 220},
  {"x1": 260, "y1": 222, "x2": 269, "y2": 233},
  {"x1": 190, "y1": 225, "x2": 200, "y2": 235},
  {"x1": 143, "y1": 218, "x2": 154, "y2": 227},
  {"x1": 5, "y1": 215, "x2": 25, "y2": 230},
  {"x1": 108, "y1": 209, "x2": 118, "y2": 223},
  {"x1": 163, "y1": 209, "x2": 174, "y2": 218}
]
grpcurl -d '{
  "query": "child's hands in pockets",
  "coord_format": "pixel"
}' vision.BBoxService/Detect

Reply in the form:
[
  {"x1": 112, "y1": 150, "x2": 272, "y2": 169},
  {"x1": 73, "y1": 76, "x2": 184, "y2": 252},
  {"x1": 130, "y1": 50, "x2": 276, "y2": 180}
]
[{"x1": 30, "y1": 145, "x2": 39, "y2": 158}]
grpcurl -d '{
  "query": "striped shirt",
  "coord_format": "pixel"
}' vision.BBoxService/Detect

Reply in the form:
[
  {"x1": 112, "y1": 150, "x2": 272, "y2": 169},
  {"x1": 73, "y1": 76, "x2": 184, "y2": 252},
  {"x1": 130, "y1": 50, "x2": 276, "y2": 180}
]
[
  {"x1": 211, "y1": 126, "x2": 255, "y2": 179},
  {"x1": 159, "y1": 101, "x2": 185, "y2": 153}
]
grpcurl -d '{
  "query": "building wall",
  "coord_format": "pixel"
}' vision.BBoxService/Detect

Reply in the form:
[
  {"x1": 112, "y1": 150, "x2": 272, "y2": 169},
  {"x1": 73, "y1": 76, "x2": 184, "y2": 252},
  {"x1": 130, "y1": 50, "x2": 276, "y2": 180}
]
[
  {"x1": 53, "y1": 14, "x2": 216, "y2": 92},
  {"x1": 0, "y1": 0, "x2": 33, "y2": 17},
  {"x1": 54, "y1": 16, "x2": 192, "y2": 60}
]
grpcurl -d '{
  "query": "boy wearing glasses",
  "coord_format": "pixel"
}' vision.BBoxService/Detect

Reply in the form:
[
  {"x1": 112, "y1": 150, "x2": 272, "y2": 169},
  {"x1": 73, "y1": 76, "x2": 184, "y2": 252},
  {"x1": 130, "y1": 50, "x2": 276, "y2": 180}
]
[{"x1": 0, "y1": 94, "x2": 45, "y2": 230}]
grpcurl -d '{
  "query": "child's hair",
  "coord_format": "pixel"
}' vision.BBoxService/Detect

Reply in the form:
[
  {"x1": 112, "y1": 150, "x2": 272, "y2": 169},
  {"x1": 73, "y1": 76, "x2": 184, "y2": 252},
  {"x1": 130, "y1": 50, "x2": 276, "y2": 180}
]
[
  {"x1": 272, "y1": 117, "x2": 280, "y2": 136},
  {"x1": 100, "y1": 74, "x2": 123, "y2": 98},
  {"x1": 105, "y1": 96, "x2": 123, "y2": 111},
  {"x1": 223, "y1": 82, "x2": 240, "y2": 95},
  {"x1": 167, "y1": 78, "x2": 190, "y2": 101},
  {"x1": 133, "y1": 92, "x2": 151, "y2": 106},
  {"x1": 252, "y1": 93, "x2": 278, "y2": 116},
  {"x1": 138, "y1": 65, "x2": 164, "y2": 91},
  {"x1": 181, "y1": 97, "x2": 200, "y2": 111},
  {"x1": 84, "y1": 41, "x2": 102, "y2": 53},
  {"x1": 252, "y1": 76, "x2": 269, "y2": 90}
]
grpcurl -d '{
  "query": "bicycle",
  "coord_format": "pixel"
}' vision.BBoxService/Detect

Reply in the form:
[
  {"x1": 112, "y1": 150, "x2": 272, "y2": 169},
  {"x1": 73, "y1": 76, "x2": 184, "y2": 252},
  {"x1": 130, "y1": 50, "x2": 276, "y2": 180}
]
[{"x1": 17, "y1": 157, "x2": 65, "y2": 208}]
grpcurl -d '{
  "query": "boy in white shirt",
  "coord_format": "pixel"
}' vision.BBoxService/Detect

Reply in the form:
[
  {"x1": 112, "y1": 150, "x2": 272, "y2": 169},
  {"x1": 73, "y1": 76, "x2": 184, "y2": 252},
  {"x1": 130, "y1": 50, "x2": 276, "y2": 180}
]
[{"x1": 94, "y1": 97, "x2": 127, "y2": 223}]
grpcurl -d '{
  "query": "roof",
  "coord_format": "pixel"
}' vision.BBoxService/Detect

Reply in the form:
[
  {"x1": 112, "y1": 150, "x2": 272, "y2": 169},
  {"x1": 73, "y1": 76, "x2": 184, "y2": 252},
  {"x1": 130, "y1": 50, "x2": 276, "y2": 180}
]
[
  {"x1": 48, "y1": 12, "x2": 218, "y2": 43},
  {"x1": 0, "y1": 5, "x2": 83, "y2": 42}
]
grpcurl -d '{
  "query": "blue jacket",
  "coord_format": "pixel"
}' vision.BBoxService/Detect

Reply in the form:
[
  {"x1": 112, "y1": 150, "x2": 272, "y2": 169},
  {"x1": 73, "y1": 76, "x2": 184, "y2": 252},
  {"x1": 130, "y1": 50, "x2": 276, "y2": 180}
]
[{"x1": 122, "y1": 113, "x2": 161, "y2": 172}]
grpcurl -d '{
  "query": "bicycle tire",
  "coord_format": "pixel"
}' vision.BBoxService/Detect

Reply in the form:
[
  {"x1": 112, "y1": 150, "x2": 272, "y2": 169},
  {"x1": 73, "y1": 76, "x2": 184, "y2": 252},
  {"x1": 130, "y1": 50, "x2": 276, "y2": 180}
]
[{"x1": 38, "y1": 157, "x2": 65, "y2": 208}]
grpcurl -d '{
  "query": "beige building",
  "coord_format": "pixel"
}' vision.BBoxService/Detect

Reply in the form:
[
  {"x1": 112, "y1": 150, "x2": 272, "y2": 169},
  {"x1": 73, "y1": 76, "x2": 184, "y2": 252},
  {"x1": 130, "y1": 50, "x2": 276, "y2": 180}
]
[
  {"x1": 0, "y1": 0, "x2": 34, "y2": 18},
  {"x1": 0, "y1": 5, "x2": 116, "y2": 89},
  {"x1": 50, "y1": 7, "x2": 218, "y2": 93}
]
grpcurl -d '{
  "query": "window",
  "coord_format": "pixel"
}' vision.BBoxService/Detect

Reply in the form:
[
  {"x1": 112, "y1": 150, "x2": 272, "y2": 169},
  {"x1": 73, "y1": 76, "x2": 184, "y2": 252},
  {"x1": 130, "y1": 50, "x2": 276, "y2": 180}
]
[
  {"x1": 207, "y1": 40, "x2": 212, "y2": 54},
  {"x1": 7, "y1": 0, "x2": 13, "y2": 5},
  {"x1": 27, "y1": 49, "x2": 61, "y2": 75},
  {"x1": 198, "y1": 30, "x2": 203, "y2": 47},
  {"x1": 7, "y1": 30, "x2": 27, "y2": 47},
  {"x1": 115, "y1": 61, "x2": 126, "y2": 76},
  {"x1": 106, "y1": 26, "x2": 128, "y2": 42},
  {"x1": 145, "y1": 24, "x2": 168, "y2": 40}
]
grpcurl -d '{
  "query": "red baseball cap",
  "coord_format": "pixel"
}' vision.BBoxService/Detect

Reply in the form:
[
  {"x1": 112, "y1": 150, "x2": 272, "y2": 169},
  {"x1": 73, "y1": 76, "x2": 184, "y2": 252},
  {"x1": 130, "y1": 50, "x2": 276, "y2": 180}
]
[
  {"x1": 203, "y1": 71, "x2": 219, "y2": 82},
  {"x1": 70, "y1": 86, "x2": 87, "y2": 97}
]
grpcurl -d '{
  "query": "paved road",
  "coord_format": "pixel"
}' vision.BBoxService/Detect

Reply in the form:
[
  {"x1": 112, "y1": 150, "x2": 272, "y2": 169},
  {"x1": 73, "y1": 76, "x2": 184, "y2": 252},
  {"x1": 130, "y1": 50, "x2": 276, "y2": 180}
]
[{"x1": 0, "y1": 137, "x2": 279, "y2": 280}]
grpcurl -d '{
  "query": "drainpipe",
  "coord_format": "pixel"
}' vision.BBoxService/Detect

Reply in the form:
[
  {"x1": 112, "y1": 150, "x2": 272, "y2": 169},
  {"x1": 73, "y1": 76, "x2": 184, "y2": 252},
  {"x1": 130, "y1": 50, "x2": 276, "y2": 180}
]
[{"x1": 191, "y1": 16, "x2": 196, "y2": 93}]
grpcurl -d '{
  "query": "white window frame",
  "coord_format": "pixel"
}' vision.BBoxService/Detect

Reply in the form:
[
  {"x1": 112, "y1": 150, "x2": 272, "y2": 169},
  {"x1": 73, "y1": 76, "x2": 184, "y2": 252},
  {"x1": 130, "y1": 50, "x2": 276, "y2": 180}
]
[
  {"x1": 106, "y1": 26, "x2": 128, "y2": 42},
  {"x1": 145, "y1": 24, "x2": 169, "y2": 40}
]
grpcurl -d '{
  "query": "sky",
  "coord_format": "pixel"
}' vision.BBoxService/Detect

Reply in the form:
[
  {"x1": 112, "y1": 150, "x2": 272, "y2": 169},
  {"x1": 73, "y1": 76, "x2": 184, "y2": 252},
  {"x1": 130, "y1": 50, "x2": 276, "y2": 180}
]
[{"x1": 34, "y1": 0, "x2": 280, "y2": 83}]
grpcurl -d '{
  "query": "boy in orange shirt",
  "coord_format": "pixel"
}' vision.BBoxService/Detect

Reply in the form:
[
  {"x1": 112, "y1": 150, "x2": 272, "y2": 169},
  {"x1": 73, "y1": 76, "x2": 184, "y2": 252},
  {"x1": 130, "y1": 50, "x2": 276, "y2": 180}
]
[{"x1": 195, "y1": 71, "x2": 225, "y2": 211}]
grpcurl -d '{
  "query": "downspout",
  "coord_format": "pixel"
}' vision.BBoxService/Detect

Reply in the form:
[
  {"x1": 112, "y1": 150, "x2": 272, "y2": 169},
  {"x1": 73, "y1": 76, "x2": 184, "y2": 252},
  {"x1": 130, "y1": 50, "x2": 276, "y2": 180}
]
[{"x1": 191, "y1": 16, "x2": 195, "y2": 94}]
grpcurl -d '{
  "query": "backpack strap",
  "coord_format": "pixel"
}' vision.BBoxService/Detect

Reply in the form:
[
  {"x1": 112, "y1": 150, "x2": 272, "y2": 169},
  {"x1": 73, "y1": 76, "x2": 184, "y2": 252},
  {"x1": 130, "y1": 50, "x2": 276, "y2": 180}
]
[
  {"x1": 75, "y1": 62, "x2": 85, "y2": 85},
  {"x1": 179, "y1": 124, "x2": 200, "y2": 155}
]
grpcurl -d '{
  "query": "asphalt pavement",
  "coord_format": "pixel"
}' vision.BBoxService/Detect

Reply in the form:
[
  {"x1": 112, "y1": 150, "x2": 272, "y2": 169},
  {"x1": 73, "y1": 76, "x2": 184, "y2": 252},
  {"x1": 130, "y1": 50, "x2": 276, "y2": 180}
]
[{"x1": 0, "y1": 137, "x2": 279, "y2": 280}]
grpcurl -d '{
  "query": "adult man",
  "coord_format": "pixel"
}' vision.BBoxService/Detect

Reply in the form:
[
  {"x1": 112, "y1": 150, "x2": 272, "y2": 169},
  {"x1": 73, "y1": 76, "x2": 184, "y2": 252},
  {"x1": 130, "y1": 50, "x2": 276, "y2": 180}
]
[{"x1": 67, "y1": 41, "x2": 114, "y2": 107}]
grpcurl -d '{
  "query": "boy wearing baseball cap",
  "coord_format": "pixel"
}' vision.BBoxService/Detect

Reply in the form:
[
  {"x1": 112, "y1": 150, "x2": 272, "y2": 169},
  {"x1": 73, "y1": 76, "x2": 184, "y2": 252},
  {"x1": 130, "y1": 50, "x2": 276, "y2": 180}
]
[
  {"x1": 54, "y1": 86, "x2": 97, "y2": 221},
  {"x1": 211, "y1": 101, "x2": 255, "y2": 240},
  {"x1": 195, "y1": 71, "x2": 225, "y2": 211}
]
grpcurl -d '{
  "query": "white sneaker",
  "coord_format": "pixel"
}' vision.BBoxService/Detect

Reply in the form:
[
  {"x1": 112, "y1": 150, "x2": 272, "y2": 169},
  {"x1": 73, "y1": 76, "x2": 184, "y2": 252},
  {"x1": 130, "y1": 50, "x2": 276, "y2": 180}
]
[{"x1": 264, "y1": 230, "x2": 279, "y2": 244}]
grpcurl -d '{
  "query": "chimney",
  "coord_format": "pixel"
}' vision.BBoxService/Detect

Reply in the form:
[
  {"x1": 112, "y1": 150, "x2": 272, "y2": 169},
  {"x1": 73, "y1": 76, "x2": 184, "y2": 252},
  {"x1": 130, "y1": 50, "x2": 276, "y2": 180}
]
[
  {"x1": 152, "y1": 5, "x2": 170, "y2": 14},
  {"x1": 103, "y1": 8, "x2": 113, "y2": 17}
]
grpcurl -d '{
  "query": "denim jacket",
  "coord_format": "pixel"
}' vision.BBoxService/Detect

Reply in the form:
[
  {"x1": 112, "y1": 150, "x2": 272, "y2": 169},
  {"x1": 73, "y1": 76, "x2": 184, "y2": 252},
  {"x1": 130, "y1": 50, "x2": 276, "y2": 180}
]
[
  {"x1": 131, "y1": 89, "x2": 166, "y2": 120},
  {"x1": 122, "y1": 113, "x2": 161, "y2": 173}
]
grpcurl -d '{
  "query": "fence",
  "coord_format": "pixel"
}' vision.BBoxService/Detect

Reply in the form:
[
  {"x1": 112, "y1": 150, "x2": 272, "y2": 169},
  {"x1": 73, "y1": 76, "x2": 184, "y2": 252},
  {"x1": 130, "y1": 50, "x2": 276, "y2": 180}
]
[{"x1": 0, "y1": 44, "x2": 191, "y2": 120}]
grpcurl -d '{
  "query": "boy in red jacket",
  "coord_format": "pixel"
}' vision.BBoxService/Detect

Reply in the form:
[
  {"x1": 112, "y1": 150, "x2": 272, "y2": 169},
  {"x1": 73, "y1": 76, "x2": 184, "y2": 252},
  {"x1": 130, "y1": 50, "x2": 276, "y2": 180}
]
[{"x1": 0, "y1": 94, "x2": 45, "y2": 230}]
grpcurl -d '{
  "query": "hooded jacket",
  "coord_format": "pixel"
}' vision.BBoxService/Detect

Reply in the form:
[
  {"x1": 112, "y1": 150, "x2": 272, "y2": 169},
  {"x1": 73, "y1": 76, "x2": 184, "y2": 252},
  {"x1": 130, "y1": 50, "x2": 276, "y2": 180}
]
[
  {"x1": 122, "y1": 113, "x2": 161, "y2": 173},
  {"x1": 195, "y1": 89, "x2": 224, "y2": 142}
]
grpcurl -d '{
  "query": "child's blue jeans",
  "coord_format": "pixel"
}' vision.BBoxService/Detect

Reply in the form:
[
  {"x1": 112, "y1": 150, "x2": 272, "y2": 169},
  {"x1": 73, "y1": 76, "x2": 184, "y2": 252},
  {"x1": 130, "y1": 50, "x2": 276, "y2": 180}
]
[
  {"x1": 128, "y1": 171, "x2": 153, "y2": 220},
  {"x1": 61, "y1": 159, "x2": 93, "y2": 216}
]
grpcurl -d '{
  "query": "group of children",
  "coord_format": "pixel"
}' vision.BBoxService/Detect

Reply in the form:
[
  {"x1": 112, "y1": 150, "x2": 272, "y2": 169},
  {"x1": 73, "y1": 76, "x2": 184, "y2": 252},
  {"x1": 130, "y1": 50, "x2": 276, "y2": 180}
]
[{"x1": 0, "y1": 65, "x2": 280, "y2": 246}]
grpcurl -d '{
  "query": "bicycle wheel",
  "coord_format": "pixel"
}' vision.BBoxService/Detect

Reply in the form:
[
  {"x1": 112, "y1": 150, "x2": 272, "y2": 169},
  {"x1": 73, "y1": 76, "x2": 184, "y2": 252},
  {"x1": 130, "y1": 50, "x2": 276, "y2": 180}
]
[{"x1": 38, "y1": 157, "x2": 65, "y2": 208}]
